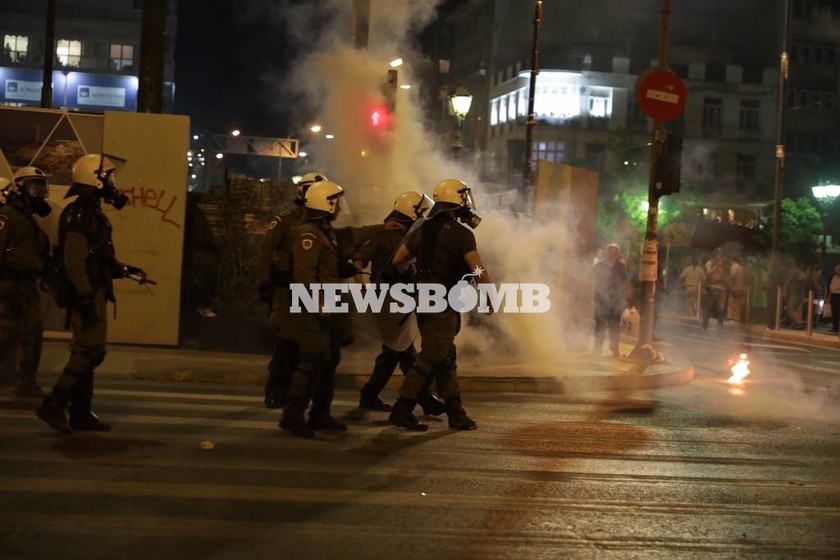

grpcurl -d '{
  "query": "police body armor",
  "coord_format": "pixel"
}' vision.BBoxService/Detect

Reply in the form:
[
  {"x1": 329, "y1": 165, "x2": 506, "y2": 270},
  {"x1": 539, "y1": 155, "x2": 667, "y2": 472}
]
[
  {"x1": 0, "y1": 203, "x2": 50, "y2": 283},
  {"x1": 57, "y1": 195, "x2": 121, "y2": 303},
  {"x1": 415, "y1": 216, "x2": 469, "y2": 289}
]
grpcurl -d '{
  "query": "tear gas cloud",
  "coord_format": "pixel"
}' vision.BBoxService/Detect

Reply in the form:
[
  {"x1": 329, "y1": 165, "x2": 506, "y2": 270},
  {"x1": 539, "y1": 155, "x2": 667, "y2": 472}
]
[
  {"x1": 264, "y1": 1, "x2": 838, "y2": 417},
  {"x1": 270, "y1": 0, "x2": 598, "y2": 366}
]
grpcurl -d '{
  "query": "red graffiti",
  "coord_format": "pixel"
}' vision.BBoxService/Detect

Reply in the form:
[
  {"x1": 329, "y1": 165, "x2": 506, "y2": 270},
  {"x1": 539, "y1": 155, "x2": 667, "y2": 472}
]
[{"x1": 119, "y1": 187, "x2": 182, "y2": 229}]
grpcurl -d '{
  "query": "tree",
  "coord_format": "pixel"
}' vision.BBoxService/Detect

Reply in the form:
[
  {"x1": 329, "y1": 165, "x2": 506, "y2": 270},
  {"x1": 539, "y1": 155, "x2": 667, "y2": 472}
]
[{"x1": 760, "y1": 197, "x2": 823, "y2": 266}]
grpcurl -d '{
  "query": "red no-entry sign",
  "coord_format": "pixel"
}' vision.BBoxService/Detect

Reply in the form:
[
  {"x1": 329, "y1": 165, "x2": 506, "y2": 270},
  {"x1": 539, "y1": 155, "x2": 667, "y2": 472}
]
[{"x1": 635, "y1": 68, "x2": 687, "y2": 122}]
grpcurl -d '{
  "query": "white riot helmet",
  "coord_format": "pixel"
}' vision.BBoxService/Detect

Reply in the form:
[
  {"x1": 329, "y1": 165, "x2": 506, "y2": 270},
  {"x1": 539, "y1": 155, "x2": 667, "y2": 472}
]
[
  {"x1": 13, "y1": 166, "x2": 49, "y2": 199},
  {"x1": 389, "y1": 191, "x2": 433, "y2": 222},
  {"x1": 12, "y1": 166, "x2": 51, "y2": 217},
  {"x1": 428, "y1": 178, "x2": 481, "y2": 228},
  {"x1": 71, "y1": 153, "x2": 116, "y2": 189},
  {"x1": 68, "y1": 153, "x2": 128, "y2": 209},
  {"x1": 295, "y1": 171, "x2": 328, "y2": 203},
  {"x1": 303, "y1": 180, "x2": 344, "y2": 219}
]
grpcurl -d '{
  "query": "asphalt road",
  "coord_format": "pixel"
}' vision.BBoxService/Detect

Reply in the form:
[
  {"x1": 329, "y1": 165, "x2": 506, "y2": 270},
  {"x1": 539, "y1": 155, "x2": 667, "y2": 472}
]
[{"x1": 1, "y1": 324, "x2": 839, "y2": 559}]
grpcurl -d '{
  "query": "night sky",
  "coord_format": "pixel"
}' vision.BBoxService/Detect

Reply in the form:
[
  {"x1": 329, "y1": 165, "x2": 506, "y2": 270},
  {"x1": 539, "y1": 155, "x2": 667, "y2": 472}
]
[
  {"x1": 172, "y1": 0, "x2": 463, "y2": 138},
  {"x1": 173, "y1": 0, "x2": 299, "y2": 136}
]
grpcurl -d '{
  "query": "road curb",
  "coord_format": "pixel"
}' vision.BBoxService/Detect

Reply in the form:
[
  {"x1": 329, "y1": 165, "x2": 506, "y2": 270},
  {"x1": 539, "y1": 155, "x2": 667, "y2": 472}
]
[{"x1": 130, "y1": 365, "x2": 696, "y2": 395}]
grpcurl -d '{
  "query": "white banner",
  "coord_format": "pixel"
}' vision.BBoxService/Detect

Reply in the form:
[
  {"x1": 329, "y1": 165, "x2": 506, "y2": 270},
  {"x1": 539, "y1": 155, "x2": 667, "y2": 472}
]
[
  {"x1": 5, "y1": 79, "x2": 42, "y2": 101},
  {"x1": 77, "y1": 84, "x2": 126, "y2": 108}
]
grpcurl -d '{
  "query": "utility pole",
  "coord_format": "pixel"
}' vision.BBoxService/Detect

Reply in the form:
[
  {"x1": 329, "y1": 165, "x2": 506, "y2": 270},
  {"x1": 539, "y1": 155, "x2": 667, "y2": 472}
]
[
  {"x1": 631, "y1": 0, "x2": 672, "y2": 361},
  {"x1": 137, "y1": 0, "x2": 167, "y2": 113},
  {"x1": 521, "y1": 0, "x2": 542, "y2": 213},
  {"x1": 40, "y1": 0, "x2": 56, "y2": 108},
  {"x1": 352, "y1": 0, "x2": 370, "y2": 50},
  {"x1": 769, "y1": 0, "x2": 791, "y2": 329}
]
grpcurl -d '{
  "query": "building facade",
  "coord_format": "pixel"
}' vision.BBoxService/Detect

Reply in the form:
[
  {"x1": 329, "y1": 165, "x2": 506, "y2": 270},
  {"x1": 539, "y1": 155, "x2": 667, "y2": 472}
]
[
  {"x1": 0, "y1": 0, "x2": 177, "y2": 112},
  {"x1": 436, "y1": 0, "x2": 840, "y2": 214}
]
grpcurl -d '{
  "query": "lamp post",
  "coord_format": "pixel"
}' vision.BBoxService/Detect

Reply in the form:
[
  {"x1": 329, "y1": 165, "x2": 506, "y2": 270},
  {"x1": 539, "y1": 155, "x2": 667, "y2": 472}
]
[
  {"x1": 812, "y1": 183, "x2": 840, "y2": 256},
  {"x1": 448, "y1": 86, "x2": 473, "y2": 160}
]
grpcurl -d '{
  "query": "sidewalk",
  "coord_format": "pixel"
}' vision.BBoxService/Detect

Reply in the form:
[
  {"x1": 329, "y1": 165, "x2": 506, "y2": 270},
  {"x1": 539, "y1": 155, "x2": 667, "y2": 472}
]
[
  {"x1": 34, "y1": 336, "x2": 695, "y2": 396},
  {"x1": 670, "y1": 314, "x2": 840, "y2": 350}
]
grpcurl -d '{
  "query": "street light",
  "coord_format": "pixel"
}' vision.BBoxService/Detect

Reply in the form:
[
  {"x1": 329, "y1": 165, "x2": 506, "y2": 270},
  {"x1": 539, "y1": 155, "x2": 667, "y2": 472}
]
[
  {"x1": 812, "y1": 183, "x2": 840, "y2": 255},
  {"x1": 448, "y1": 85, "x2": 473, "y2": 160}
]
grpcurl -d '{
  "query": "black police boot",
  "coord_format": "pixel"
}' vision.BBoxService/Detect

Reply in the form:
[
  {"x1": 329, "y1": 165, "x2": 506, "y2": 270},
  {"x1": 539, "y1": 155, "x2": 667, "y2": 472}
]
[
  {"x1": 68, "y1": 371, "x2": 111, "y2": 432},
  {"x1": 264, "y1": 387, "x2": 284, "y2": 409},
  {"x1": 69, "y1": 411, "x2": 112, "y2": 432},
  {"x1": 445, "y1": 397, "x2": 477, "y2": 431},
  {"x1": 418, "y1": 392, "x2": 446, "y2": 416},
  {"x1": 35, "y1": 387, "x2": 72, "y2": 435},
  {"x1": 264, "y1": 341, "x2": 289, "y2": 409},
  {"x1": 388, "y1": 398, "x2": 428, "y2": 432},
  {"x1": 279, "y1": 401, "x2": 314, "y2": 438},
  {"x1": 308, "y1": 398, "x2": 347, "y2": 432},
  {"x1": 358, "y1": 384, "x2": 391, "y2": 412}
]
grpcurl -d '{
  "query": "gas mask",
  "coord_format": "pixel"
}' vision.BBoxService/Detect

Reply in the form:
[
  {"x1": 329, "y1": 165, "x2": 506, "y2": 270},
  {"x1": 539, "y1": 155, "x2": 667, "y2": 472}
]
[
  {"x1": 101, "y1": 173, "x2": 129, "y2": 210},
  {"x1": 456, "y1": 207, "x2": 482, "y2": 229},
  {"x1": 28, "y1": 197, "x2": 52, "y2": 217},
  {"x1": 17, "y1": 177, "x2": 52, "y2": 217},
  {"x1": 456, "y1": 190, "x2": 481, "y2": 229}
]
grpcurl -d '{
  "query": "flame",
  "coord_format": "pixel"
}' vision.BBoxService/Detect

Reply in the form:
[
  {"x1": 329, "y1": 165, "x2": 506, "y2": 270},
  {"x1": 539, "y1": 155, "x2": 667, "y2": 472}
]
[{"x1": 727, "y1": 353, "x2": 751, "y2": 384}]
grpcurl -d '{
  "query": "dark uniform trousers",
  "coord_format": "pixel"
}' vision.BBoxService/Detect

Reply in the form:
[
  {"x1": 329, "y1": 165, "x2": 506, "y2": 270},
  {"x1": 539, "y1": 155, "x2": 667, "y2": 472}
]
[
  {"x1": 266, "y1": 285, "x2": 298, "y2": 401},
  {"x1": 285, "y1": 310, "x2": 341, "y2": 421},
  {"x1": 53, "y1": 289, "x2": 108, "y2": 416},
  {"x1": 0, "y1": 278, "x2": 44, "y2": 385},
  {"x1": 367, "y1": 344, "x2": 416, "y2": 393},
  {"x1": 399, "y1": 308, "x2": 462, "y2": 400}
]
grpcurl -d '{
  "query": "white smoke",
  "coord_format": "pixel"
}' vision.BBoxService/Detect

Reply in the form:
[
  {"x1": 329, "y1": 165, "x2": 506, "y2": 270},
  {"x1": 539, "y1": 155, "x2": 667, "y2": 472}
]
[{"x1": 265, "y1": 0, "x2": 601, "y2": 367}]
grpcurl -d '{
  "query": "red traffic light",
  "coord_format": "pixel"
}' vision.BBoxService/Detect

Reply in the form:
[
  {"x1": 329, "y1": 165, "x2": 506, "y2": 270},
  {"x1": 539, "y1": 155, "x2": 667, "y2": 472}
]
[{"x1": 369, "y1": 105, "x2": 392, "y2": 130}]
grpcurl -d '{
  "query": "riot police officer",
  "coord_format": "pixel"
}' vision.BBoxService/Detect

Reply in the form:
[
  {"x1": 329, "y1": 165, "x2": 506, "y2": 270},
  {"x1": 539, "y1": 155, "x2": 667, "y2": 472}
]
[
  {"x1": 258, "y1": 172, "x2": 401, "y2": 411},
  {"x1": 352, "y1": 191, "x2": 445, "y2": 416},
  {"x1": 279, "y1": 178, "x2": 398, "y2": 437},
  {"x1": 0, "y1": 168, "x2": 51, "y2": 398},
  {"x1": 256, "y1": 171, "x2": 327, "y2": 409},
  {"x1": 388, "y1": 179, "x2": 488, "y2": 432},
  {"x1": 36, "y1": 153, "x2": 136, "y2": 434}
]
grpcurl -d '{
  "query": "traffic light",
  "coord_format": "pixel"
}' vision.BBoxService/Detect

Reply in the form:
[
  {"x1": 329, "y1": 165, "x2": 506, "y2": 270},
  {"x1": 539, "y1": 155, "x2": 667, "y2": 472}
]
[
  {"x1": 368, "y1": 104, "x2": 392, "y2": 131},
  {"x1": 382, "y1": 69, "x2": 398, "y2": 113},
  {"x1": 652, "y1": 133, "x2": 682, "y2": 197}
]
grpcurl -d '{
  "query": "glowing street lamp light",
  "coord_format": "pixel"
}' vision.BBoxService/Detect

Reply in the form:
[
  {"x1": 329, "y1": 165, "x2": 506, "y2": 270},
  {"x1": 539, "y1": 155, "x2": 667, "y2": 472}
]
[
  {"x1": 812, "y1": 183, "x2": 840, "y2": 254},
  {"x1": 448, "y1": 85, "x2": 473, "y2": 159},
  {"x1": 390, "y1": 58, "x2": 403, "y2": 68},
  {"x1": 231, "y1": 129, "x2": 241, "y2": 137},
  {"x1": 309, "y1": 124, "x2": 322, "y2": 133}
]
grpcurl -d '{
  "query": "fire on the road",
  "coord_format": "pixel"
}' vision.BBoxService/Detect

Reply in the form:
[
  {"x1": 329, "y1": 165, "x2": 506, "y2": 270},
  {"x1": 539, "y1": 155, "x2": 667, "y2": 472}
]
[{"x1": 728, "y1": 353, "x2": 751, "y2": 384}]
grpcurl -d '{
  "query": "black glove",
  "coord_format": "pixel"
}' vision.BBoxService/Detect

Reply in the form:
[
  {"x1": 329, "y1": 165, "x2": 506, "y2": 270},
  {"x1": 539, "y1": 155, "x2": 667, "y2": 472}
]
[
  {"x1": 123, "y1": 264, "x2": 144, "y2": 277},
  {"x1": 258, "y1": 282, "x2": 273, "y2": 304},
  {"x1": 75, "y1": 293, "x2": 97, "y2": 328},
  {"x1": 337, "y1": 260, "x2": 359, "y2": 279}
]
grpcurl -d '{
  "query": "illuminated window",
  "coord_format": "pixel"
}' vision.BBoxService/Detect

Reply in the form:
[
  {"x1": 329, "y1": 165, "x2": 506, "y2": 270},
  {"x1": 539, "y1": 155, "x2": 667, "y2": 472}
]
[
  {"x1": 56, "y1": 39, "x2": 82, "y2": 67},
  {"x1": 517, "y1": 89, "x2": 527, "y2": 117},
  {"x1": 499, "y1": 97, "x2": 507, "y2": 123},
  {"x1": 588, "y1": 96, "x2": 608, "y2": 117},
  {"x1": 533, "y1": 141, "x2": 565, "y2": 163},
  {"x1": 490, "y1": 99, "x2": 498, "y2": 126},
  {"x1": 110, "y1": 43, "x2": 134, "y2": 71},
  {"x1": 508, "y1": 93, "x2": 517, "y2": 121},
  {"x1": 3, "y1": 35, "x2": 28, "y2": 63}
]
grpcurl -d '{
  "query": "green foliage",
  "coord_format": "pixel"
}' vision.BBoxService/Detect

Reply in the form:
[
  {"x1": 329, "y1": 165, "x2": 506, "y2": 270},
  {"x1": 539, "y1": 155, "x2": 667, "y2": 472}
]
[{"x1": 776, "y1": 197, "x2": 823, "y2": 266}]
